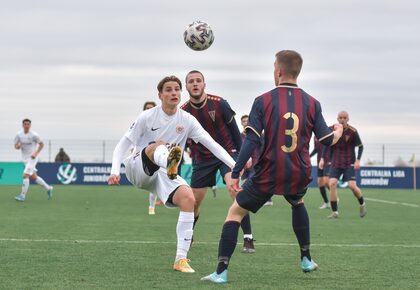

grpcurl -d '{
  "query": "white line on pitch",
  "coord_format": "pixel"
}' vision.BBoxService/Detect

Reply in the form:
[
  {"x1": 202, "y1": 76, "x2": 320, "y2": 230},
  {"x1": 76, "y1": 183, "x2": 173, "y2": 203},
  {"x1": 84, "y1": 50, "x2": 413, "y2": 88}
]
[
  {"x1": 1, "y1": 238, "x2": 420, "y2": 248},
  {"x1": 364, "y1": 197, "x2": 419, "y2": 208}
]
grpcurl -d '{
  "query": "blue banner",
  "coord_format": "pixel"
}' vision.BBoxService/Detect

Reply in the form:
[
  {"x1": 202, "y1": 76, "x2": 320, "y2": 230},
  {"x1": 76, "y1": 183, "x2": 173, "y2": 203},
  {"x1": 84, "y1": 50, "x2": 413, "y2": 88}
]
[
  {"x1": 308, "y1": 166, "x2": 419, "y2": 189},
  {"x1": 31, "y1": 163, "x2": 420, "y2": 189}
]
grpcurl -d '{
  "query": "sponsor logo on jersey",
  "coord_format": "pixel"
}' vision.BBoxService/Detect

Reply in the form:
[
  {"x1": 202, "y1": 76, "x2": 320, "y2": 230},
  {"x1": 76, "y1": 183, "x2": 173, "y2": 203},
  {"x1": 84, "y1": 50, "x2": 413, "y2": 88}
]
[
  {"x1": 57, "y1": 163, "x2": 78, "y2": 184},
  {"x1": 208, "y1": 110, "x2": 216, "y2": 122},
  {"x1": 176, "y1": 125, "x2": 184, "y2": 134}
]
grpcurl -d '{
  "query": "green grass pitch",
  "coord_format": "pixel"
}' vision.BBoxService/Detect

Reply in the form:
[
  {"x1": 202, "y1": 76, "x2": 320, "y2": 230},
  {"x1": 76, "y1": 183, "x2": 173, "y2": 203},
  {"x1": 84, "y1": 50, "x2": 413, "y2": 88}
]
[{"x1": 1, "y1": 185, "x2": 419, "y2": 289}]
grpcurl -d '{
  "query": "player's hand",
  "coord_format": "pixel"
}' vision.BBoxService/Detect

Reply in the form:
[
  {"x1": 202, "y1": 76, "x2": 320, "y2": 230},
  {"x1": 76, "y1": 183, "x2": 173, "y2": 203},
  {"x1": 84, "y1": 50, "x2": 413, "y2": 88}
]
[
  {"x1": 245, "y1": 158, "x2": 252, "y2": 169},
  {"x1": 15, "y1": 143, "x2": 21, "y2": 150},
  {"x1": 354, "y1": 160, "x2": 361, "y2": 170},
  {"x1": 230, "y1": 177, "x2": 242, "y2": 194},
  {"x1": 333, "y1": 123, "x2": 343, "y2": 134},
  {"x1": 318, "y1": 158, "x2": 324, "y2": 170},
  {"x1": 225, "y1": 172, "x2": 241, "y2": 198},
  {"x1": 30, "y1": 154, "x2": 36, "y2": 159},
  {"x1": 108, "y1": 174, "x2": 121, "y2": 185}
]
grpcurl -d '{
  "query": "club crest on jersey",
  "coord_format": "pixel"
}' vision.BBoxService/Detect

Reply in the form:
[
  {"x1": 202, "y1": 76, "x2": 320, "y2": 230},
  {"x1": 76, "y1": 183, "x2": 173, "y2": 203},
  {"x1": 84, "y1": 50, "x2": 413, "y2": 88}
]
[
  {"x1": 176, "y1": 125, "x2": 184, "y2": 134},
  {"x1": 208, "y1": 110, "x2": 216, "y2": 122}
]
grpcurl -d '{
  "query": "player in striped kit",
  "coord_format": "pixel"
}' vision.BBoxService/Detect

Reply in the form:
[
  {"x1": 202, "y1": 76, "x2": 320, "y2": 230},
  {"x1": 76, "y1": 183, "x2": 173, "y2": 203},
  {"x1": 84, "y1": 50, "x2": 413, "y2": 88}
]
[
  {"x1": 181, "y1": 71, "x2": 255, "y2": 253},
  {"x1": 327, "y1": 111, "x2": 367, "y2": 219},
  {"x1": 14, "y1": 119, "x2": 53, "y2": 202},
  {"x1": 310, "y1": 136, "x2": 331, "y2": 209},
  {"x1": 202, "y1": 50, "x2": 343, "y2": 283},
  {"x1": 108, "y1": 76, "x2": 236, "y2": 273}
]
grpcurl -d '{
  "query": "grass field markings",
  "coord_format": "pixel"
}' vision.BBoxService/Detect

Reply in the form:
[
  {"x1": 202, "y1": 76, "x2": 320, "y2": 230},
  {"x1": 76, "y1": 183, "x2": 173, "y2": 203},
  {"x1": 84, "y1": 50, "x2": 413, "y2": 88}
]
[
  {"x1": 1, "y1": 238, "x2": 420, "y2": 248},
  {"x1": 364, "y1": 197, "x2": 419, "y2": 208}
]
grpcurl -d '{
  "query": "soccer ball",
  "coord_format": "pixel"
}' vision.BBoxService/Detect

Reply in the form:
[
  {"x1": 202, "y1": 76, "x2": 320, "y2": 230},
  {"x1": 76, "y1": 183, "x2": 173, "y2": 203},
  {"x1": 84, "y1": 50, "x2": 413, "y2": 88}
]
[{"x1": 183, "y1": 21, "x2": 214, "y2": 51}]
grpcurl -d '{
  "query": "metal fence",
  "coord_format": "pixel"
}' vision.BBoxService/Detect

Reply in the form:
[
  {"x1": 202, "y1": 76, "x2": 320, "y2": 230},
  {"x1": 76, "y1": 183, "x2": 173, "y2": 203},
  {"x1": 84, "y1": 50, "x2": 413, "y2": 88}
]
[{"x1": 0, "y1": 139, "x2": 419, "y2": 166}]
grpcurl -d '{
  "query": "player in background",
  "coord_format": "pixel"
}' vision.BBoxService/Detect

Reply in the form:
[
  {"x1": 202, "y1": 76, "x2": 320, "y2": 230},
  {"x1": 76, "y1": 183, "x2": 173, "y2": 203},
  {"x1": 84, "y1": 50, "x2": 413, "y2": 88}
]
[
  {"x1": 309, "y1": 137, "x2": 331, "y2": 209},
  {"x1": 14, "y1": 119, "x2": 53, "y2": 202},
  {"x1": 201, "y1": 50, "x2": 343, "y2": 283},
  {"x1": 328, "y1": 111, "x2": 367, "y2": 219},
  {"x1": 108, "y1": 76, "x2": 236, "y2": 273},
  {"x1": 240, "y1": 114, "x2": 273, "y2": 206},
  {"x1": 181, "y1": 71, "x2": 255, "y2": 253},
  {"x1": 142, "y1": 101, "x2": 162, "y2": 215}
]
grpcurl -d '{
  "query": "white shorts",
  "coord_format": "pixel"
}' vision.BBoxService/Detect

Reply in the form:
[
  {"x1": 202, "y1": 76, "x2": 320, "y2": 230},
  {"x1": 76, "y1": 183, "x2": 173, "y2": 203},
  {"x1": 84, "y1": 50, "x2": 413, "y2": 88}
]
[
  {"x1": 123, "y1": 151, "x2": 188, "y2": 208},
  {"x1": 23, "y1": 157, "x2": 38, "y2": 175}
]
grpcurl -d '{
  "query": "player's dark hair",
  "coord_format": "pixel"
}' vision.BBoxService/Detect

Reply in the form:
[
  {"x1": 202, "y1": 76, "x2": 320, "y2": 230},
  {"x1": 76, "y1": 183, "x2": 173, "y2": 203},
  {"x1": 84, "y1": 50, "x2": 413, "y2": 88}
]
[
  {"x1": 143, "y1": 101, "x2": 157, "y2": 111},
  {"x1": 22, "y1": 118, "x2": 31, "y2": 124},
  {"x1": 241, "y1": 115, "x2": 249, "y2": 121},
  {"x1": 185, "y1": 70, "x2": 205, "y2": 83},
  {"x1": 157, "y1": 76, "x2": 182, "y2": 93},
  {"x1": 275, "y1": 50, "x2": 303, "y2": 78}
]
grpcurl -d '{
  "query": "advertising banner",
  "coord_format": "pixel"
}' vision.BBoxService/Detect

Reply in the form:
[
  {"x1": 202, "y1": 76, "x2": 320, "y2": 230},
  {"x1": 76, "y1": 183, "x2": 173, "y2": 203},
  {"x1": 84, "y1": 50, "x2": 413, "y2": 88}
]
[
  {"x1": 2, "y1": 162, "x2": 418, "y2": 189},
  {"x1": 0, "y1": 162, "x2": 24, "y2": 185}
]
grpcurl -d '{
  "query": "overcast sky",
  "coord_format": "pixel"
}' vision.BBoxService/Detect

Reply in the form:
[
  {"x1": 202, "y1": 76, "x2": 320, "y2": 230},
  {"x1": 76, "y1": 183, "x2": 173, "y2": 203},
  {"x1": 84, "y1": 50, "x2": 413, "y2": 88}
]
[{"x1": 1, "y1": 0, "x2": 420, "y2": 148}]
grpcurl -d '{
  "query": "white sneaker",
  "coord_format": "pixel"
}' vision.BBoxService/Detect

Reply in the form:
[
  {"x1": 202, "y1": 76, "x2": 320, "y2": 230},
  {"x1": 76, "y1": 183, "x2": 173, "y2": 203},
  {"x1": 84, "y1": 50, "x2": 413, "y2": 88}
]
[
  {"x1": 15, "y1": 194, "x2": 25, "y2": 202},
  {"x1": 359, "y1": 203, "x2": 367, "y2": 218},
  {"x1": 327, "y1": 211, "x2": 339, "y2": 219},
  {"x1": 319, "y1": 202, "x2": 330, "y2": 209}
]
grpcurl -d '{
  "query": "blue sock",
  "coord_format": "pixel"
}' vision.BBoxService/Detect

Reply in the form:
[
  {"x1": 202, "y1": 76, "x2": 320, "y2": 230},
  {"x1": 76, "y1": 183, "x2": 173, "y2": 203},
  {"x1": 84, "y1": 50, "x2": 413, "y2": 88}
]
[{"x1": 216, "y1": 221, "x2": 240, "y2": 274}]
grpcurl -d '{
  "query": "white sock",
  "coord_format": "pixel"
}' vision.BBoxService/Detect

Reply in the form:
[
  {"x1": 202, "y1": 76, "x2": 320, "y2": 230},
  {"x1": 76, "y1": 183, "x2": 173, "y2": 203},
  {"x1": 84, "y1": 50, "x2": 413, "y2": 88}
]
[
  {"x1": 21, "y1": 178, "x2": 30, "y2": 196},
  {"x1": 153, "y1": 145, "x2": 169, "y2": 168},
  {"x1": 149, "y1": 192, "x2": 158, "y2": 208},
  {"x1": 175, "y1": 211, "x2": 194, "y2": 261},
  {"x1": 35, "y1": 176, "x2": 50, "y2": 190},
  {"x1": 244, "y1": 234, "x2": 253, "y2": 240}
]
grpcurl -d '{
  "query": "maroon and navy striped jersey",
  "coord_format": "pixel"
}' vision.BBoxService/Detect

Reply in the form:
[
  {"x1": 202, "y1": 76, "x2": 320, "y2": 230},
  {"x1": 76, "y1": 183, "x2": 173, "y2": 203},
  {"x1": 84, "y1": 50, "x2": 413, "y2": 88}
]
[
  {"x1": 246, "y1": 84, "x2": 333, "y2": 195},
  {"x1": 241, "y1": 131, "x2": 261, "y2": 166},
  {"x1": 330, "y1": 125, "x2": 362, "y2": 168},
  {"x1": 181, "y1": 94, "x2": 240, "y2": 162},
  {"x1": 313, "y1": 137, "x2": 331, "y2": 165}
]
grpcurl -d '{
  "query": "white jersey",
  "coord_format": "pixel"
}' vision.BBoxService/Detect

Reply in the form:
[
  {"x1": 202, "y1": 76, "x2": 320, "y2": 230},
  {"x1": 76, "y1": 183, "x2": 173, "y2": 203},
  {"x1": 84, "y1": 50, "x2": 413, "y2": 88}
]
[
  {"x1": 14, "y1": 130, "x2": 42, "y2": 162},
  {"x1": 125, "y1": 105, "x2": 208, "y2": 152}
]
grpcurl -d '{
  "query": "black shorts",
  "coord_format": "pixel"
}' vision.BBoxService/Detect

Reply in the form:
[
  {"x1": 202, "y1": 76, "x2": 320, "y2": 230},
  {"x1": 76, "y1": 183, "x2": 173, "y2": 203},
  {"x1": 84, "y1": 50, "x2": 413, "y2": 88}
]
[
  {"x1": 329, "y1": 167, "x2": 355, "y2": 181},
  {"x1": 191, "y1": 155, "x2": 236, "y2": 188},
  {"x1": 317, "y1": 165, "x2": 330, "y2": 177},
  {"x1": 236, "y1": 180, "x2": 307, "y2": 213}
]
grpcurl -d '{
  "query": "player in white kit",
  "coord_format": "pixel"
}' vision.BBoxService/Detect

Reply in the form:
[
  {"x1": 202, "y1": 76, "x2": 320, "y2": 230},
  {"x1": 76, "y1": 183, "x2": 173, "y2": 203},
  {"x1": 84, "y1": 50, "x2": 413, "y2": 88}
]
[
  {"x1": 108, "y1": 76, "x2": 236, "y2": 273},
  {"x1": 14, "y1": 119, "x2": 53, "y2": 202}
]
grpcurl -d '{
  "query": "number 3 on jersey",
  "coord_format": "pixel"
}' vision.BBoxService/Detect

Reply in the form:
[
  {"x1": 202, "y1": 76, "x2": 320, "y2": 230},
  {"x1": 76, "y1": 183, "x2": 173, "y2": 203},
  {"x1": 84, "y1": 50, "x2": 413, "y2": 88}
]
[{"x1": 281, "y1": 112, "x2": 299, "y2": 153}]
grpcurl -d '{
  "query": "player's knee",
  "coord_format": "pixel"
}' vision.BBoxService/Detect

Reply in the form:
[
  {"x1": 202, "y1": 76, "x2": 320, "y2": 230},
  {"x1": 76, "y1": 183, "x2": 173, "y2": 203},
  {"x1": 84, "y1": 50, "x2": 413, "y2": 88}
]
[{"x1": 329, "y1": 179, "x2": 337, "y2": 187}]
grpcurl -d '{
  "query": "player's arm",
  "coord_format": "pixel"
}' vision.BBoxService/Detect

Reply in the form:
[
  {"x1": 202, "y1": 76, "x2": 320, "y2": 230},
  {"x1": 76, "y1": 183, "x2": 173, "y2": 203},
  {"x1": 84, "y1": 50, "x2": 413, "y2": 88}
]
[
  {"x1": 231, "y1": 128, "x2": 260, "y2": 179},
  {"x1": 354, "y1": 132, "x2": 363, "y2": 170},
  {"x1": 31, "y1": 141, "x2": 44, "y2": 159},
  {"x1": 197, "y1": 131, "x2": 235, "y2": 168},
  {"x1": 227, "y1": 118, "x2": 243, "y2": 150},
  {"x1": 222, "y1": 100, "x2": 243, "y2": 150},
  {"x1": 108, "y1": 136, "x2": 132, "y2": 185},
  {"x1": 314, "y1": 102, "x2": 343, "y2": 146},
  {"x1": 14, "y1": 136, "x2": 21, "y2": 150}
]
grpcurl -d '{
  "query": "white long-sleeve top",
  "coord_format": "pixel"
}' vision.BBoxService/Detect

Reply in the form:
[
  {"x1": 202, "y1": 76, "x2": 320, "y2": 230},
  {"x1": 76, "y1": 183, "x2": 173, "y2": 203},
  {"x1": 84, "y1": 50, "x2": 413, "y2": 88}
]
[{"x1": 111, "y1": 105, "x2": 235, "y2": 175}]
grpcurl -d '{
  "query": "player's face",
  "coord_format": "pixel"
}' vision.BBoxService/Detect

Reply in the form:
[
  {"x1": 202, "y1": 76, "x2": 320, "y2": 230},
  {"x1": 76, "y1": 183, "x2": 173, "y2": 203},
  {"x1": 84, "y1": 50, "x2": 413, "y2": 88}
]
[
  {"x1": 337, "y1": 112, "x2": 349, "y2": 127},
  {"x1": 159, "y1": 81, "x2": 181, "y2": 108},
  {"x1": 241, "y1": 117, "x2": 248, "y2": 129},
  {"x1": 22, "y1": 121, "x2": 31, "y2": 133},
  {"x1": 186, "y1": 73, "x2": 206, "y2": 100}
]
